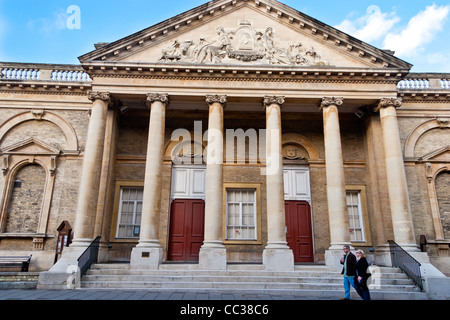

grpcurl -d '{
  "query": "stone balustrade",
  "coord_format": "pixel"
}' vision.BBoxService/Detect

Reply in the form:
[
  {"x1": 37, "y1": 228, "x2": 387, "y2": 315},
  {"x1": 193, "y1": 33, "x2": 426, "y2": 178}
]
[
  {"x1": 0, "y1": 62, "x2": 91, "y2": 82},
  {"x1": 398, "y1": 73, "x2": 450, "y2": 90}
]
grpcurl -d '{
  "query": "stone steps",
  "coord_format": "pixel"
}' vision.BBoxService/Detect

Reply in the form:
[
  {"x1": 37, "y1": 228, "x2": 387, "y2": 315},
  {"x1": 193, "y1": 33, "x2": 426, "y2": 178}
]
[{"x1": 80, "y1": 263, "x2": 429, "y2": 299}]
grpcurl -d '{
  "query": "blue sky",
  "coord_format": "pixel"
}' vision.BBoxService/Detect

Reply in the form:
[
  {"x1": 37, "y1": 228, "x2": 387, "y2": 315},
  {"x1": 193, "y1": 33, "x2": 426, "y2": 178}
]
[{"x1": 1, "y1": 0, "x2": 449, "y2": 72}]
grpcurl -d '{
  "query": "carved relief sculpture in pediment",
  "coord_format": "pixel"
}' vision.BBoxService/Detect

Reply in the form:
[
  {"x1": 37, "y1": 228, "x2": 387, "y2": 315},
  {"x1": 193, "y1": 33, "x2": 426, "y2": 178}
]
[{"x1": 159, "y1": 20, "x2": 328, "y2": 66}]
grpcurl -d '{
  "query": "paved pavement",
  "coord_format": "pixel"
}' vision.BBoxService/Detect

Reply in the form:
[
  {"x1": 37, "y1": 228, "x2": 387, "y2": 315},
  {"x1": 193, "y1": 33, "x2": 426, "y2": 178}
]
[
  {"x1": 0, "y1": 288, "x2": 330, "y2": 300},
  {"x1": 0, "y1": 288, "x2": 437, "y2": 318}
]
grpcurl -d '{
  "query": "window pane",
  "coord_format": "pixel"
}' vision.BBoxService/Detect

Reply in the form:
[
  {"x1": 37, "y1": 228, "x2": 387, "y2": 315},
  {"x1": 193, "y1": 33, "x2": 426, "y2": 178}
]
[
  {"x1": 226, "y1": 189, "x2": 257, "y2": 240},
  {"x1": 346, "y1": 191, "x2": 364, "y2": 242},
  {"x1": 117, "y1": 187, "x2": 144, "y2": 238}
]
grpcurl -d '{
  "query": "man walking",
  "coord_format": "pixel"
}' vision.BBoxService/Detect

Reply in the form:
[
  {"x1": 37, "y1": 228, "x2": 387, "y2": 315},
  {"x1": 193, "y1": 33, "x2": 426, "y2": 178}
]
[{"x1": 340, "y1": 245, "x2": 357, "y2": 300}]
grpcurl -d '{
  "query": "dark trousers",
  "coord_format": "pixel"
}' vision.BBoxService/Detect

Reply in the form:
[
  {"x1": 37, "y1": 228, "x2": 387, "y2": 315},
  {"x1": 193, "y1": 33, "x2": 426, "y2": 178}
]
[{"x1": 355, "y1": 278, "x2": 371, "y2": 300}]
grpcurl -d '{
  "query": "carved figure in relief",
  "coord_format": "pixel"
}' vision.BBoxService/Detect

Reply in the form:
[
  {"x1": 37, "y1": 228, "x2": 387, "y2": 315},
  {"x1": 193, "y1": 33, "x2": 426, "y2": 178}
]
[
  {"x1": 262, "y1": 27, "x2": 291, "y2": 65},
  {"x1": 158, "y1": 21, "x2": 328, "y2": 66}
]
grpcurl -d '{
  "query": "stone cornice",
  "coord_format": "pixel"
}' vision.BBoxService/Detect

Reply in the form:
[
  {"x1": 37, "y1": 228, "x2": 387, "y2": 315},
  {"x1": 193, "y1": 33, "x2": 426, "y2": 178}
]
[
  {"x1": 0, "y1": 81, "x2": 91, "y2": 95},
  {"x1": 82, "y1": 61, "x2": 409, "y2": 83}
]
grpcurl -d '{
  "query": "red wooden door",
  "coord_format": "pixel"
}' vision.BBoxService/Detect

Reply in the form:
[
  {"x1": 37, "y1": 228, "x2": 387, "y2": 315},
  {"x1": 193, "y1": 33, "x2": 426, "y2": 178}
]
[
  {"x1": 285, "y1": 201, "x2": 314, "y2": 263},
  {"x1": 168, "y1": 199, "x2": 205, "y2": 261}
]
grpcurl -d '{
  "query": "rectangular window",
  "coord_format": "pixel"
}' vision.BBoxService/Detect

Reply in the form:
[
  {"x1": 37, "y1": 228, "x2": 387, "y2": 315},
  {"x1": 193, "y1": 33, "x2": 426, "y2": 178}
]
[
  {"x1": 116, "y1": 187, "x2": 143, "y2": 239},
  {"x1": 346, "y1": 191, "x2": 364, "y2": 242},
  {"x1": 226, "y1": 189, "x2": 257, "y2": 240}
]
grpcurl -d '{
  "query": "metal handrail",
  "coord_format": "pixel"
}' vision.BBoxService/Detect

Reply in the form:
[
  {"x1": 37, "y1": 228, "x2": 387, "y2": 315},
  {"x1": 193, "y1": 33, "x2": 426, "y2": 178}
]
[
  {"x1": 77, "y1": 236, "x2": 101, "y2": 276},
  {"x1": 388, "y1": 240, "x2": 423, "y2": 291}
]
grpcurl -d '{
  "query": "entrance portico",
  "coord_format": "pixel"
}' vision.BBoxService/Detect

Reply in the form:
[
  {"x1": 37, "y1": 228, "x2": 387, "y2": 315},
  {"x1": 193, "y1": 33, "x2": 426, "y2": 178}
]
[{"x1": 50, "y1": 0, "x2": 422, "y2": 275}]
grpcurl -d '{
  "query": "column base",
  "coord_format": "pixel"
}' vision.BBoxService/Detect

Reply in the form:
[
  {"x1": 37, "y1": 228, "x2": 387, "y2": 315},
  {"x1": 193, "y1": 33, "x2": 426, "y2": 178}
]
[
  {"x1": 130, "y1": 246, "x2": 163, "y2": 270},
  {"x1": 263, "y1": 245, "x2": 294, "y2": 271},
  {"x1": 199, "y1": 242, "x2": 227, "y2": 270},
  {"x1": 373, "y1": 244, "x2": 391, "y2": 266}
]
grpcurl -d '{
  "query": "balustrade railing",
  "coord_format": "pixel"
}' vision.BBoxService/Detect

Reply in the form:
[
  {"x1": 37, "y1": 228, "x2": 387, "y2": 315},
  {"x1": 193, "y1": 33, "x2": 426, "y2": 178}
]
[
  {"x1": 398, "y1": 74, "x2": 450, "y2": 90},
  {"x1": 388, "y1": 240, "x2": 423, "y2": 291},
  {"x1": 1, "y1": 63, "x2": 91, "y2": 82}
]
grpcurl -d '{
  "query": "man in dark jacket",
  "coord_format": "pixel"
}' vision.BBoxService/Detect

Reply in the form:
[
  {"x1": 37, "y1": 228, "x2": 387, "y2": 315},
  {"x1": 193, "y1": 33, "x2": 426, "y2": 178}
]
[{"x1": 340, "y1": 245, "x2": 357, "y2": 299}]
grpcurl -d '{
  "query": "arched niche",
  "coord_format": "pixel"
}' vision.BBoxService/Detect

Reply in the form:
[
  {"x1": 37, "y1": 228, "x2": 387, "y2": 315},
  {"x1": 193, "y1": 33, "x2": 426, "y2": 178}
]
[
  {"x1": 0, "y1": 110, "x2": 79, "y2": 153},
  {"x1": 281, "y1": 133, "x2": 319, "y2": 161},
  {"x1": 404, "y1": 118, "x2": 450, "y2": 158}
]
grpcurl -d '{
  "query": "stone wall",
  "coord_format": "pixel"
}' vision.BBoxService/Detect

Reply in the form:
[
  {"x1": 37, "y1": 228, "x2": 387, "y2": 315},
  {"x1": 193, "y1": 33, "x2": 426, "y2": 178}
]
[
  {"x1": 436, "y1": 172, "x2": 450, "y2": 239},
  {"x1": 5, "y1": 164, "x2": 45, "y2": 233}
]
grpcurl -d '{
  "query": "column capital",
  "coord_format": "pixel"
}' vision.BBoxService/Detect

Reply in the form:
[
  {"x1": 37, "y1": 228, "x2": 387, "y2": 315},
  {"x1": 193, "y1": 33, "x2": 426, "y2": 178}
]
[
  {"x1": 87, "y1": 91, "x2": 111, "y2": 103},
  {"x1": 374, "y1": 97, "x2": 402, "y2": 112},
  {"x1": 319, "y1": 97, "x2": 344, "y2": 110},
  {"x1": 263, "y1": 96, "x2": 285, "y2": 108},
  {"x1": 146, "y1": 93, "x2": 169, "y2": 106},
  {"x1": 206, "y1": 94, "x2": 227, "y2": 106}
]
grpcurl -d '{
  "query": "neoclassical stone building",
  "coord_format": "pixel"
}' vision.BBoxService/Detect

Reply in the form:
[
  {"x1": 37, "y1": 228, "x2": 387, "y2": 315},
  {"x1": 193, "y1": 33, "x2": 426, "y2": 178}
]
[{"x1": 0, "y1": 0, "x2": 449, "y2": 280}]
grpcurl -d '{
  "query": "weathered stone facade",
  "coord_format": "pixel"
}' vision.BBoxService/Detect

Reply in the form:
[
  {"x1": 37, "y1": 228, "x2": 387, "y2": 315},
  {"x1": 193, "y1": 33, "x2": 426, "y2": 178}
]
[{"x1": 0, "y1": 0, "x2": 449, "y2": 280}]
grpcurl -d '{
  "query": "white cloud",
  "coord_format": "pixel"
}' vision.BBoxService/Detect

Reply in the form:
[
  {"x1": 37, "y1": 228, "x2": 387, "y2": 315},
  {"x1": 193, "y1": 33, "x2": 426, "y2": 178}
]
[
  {"x1": 335, "y1": 5, "x2": 400, "y2": 43},
  {"x1": 383, "y1": 4, "x2": 450, "y2": 58},
  {"x1": 27, "y1": 9, "x2": 69, "y2": 34}
]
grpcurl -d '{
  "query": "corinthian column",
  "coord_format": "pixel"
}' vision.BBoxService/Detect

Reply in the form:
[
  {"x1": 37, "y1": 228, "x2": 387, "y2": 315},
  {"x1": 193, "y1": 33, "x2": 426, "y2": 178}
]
[
  {"x1": 72, "y1": 91, "x2": 111, "y2": 247},
  {"x1": 130, "y1": 93, "x2": 168, "y2": 269},
  {"x1": 263, "y1": 96, "x2": 294, "y2": 271},
  {"x1": 320, "y1": 97, "x2": 351, "y2": 268},
  {"x1": 199, "y1": 94, "x2": 227, "y2": 270},
  {"x1": 375, "y1": 98, "x2": 417, "y2": 251}
]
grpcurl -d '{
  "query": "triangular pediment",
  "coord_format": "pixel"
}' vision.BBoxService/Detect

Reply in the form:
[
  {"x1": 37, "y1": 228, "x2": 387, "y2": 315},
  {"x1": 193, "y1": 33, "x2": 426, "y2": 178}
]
[
  {"x1": 79, "y1": 0, "x2": 411, "y2": 70},
  {"x1": 1, "y1": 138, "x2": 60, "y2": 155},
  {"x1": 420, "y1": 146, "x2": 450, "y2": 162}
]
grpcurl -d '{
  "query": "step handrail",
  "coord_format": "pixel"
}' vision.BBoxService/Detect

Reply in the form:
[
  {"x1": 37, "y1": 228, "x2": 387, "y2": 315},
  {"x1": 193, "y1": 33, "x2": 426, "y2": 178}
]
[
  {"x1": 77, "y1": 236, "x2": 101, "y2": 276},
  {"x1": 388, "y1": 240, "x2": 423, "y2": 291}
]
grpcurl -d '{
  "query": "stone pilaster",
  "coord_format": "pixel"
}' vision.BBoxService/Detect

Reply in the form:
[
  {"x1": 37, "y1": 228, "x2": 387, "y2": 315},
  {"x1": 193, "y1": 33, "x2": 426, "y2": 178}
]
[
  {"x1": 199, "y1": 94, "x2": 227, "y2": 270},
  {"x1": 320, "y1": 97, "x2": 352, "y2": 268},
  {"x1": 375, "y1": 98, "x2": 418, "y2": 251},
  {"x1": 130, "y1": 93, "x2": 168, "y2": 269},
  {"x1": 262, "y1": 96, "x2": 294, "y2": 271}
]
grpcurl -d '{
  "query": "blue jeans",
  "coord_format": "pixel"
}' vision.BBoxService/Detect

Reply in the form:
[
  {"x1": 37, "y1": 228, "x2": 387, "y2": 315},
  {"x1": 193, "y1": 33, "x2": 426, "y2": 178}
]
[{"x1": 343, "y1": 276, "x2": 355, "y2": 299}]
